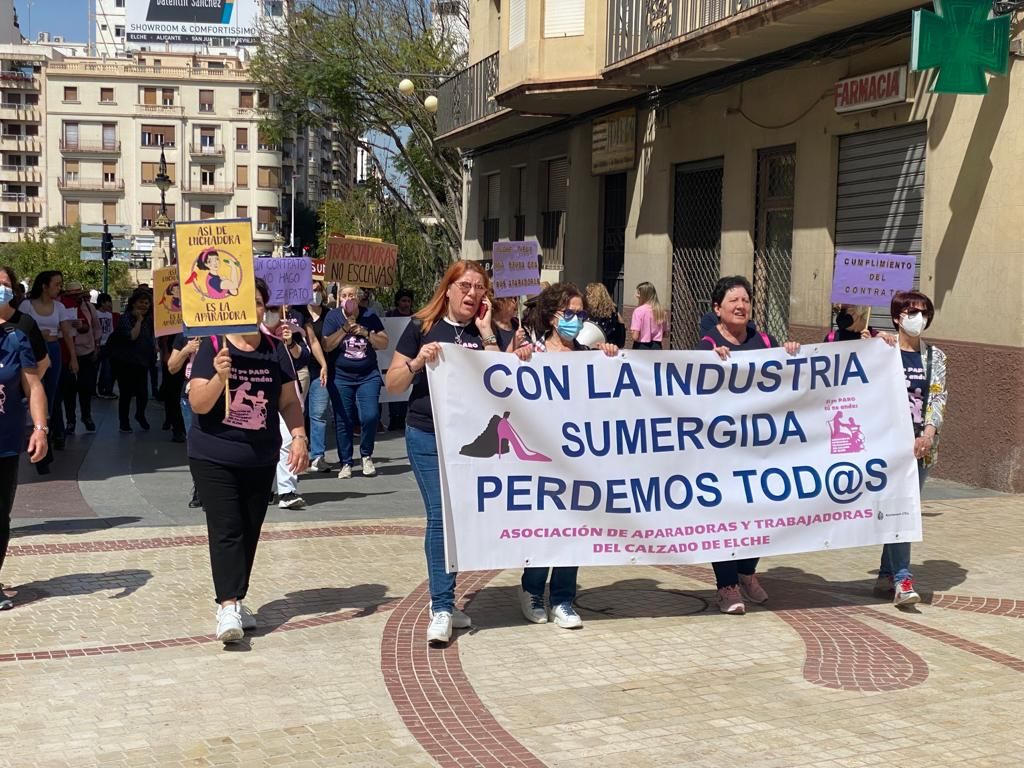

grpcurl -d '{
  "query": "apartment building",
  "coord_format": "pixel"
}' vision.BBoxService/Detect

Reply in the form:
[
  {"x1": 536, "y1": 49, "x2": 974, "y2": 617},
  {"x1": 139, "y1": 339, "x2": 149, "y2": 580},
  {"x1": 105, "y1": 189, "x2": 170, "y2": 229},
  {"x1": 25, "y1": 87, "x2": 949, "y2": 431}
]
[
  {"x1": 0, "y1": 46, "x2": 45, "y2": 244},
  {"x1": 438, "y1": 0, "x2": 1024, "y2": 492},
  {"x1": 44, "y1": 50, "x2": 283, "y2": 254},
  {"x1": 285, "y1": 123, "x2": 355, "y2": 215}
]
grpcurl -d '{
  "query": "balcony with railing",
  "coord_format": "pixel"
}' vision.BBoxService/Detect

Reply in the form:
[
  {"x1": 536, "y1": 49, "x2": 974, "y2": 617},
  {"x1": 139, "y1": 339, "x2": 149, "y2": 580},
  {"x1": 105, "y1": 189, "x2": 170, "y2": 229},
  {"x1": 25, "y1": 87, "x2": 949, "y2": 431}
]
[
  {"x1": 0, "y1": 103, "x2": 41, "y2": 121},
  {"x1": 437, "y1": 53, "x2": 506, "y2": 138},
  {"x1": 0, "y1": 134, "x2": 40, "y2": 151},
  {"x1": 604, "y1": 0, "x2": 924, "y2": 81},
  {"x1": 0, "y1": 164, "x2": 41, "y2": 182},
  {"x1": 136, "y1": 103, "x2": 185, "y2": 116},
  {"x1": 0, "y1": 71, "x2": 40, "y2": 89},
  {"x1": 0, "y1": 226, "x2": 38, "y2": 243},
  {"x1": 46, "y1": 60, "x2": 254, "y2": 82},
  {"x1": 181, "y1": 183, "x2": 235, "y2": 196},
  {"x1": 0, "y1": 193, "x2": 42, "y2": 212},
  {"x1": 58, "y1": 177, "x2": 126, "y2": 193},
  {"x1": 59, "y1": 139, "x2": 121, "y2": 154},
  {"x1": 190, "y1": 143, "x2": 225, "y2": 159}
]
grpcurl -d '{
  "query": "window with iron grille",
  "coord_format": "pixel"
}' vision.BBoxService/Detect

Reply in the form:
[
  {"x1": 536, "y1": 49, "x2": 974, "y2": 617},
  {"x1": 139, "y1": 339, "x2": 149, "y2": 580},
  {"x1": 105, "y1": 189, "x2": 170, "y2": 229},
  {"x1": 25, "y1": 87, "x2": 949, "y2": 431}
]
[
  {"x1": 541, "y1": 158, "x2": 568, "y2": 269},
  {"x1": 513, "y1": 166, "x2": 526, "y2": 240},
  {"x1": 670, "y1": 158, "x2": 723, "y2": 350},
  {"x1": 482, "y1": 172, "x2": 500, "y2": 255},
  {"x1": 752, "y1": 145, "x2": 796, "y2": 344}
]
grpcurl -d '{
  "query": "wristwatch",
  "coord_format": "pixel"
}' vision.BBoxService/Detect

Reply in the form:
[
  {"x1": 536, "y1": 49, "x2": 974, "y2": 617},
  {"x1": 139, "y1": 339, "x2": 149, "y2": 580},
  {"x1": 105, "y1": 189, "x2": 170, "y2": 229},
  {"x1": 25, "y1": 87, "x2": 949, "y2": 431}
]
[{"x1": 482, "y1": 335, "x2": 498, "y2": 346}]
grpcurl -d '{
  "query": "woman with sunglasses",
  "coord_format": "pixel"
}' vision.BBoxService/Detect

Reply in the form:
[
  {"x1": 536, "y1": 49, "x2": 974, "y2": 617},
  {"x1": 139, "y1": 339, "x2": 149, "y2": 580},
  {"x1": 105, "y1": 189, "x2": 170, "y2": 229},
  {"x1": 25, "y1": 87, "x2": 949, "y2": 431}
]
[
  {"x1": 874, "y1": 290, "x2": 947, "y2": 608},
  {"x1": 385, "y1": 261, "x2": 526, "y2": 645},
  {"x1": 519, "y1": 283, "x2": 619, "y2": 629}
]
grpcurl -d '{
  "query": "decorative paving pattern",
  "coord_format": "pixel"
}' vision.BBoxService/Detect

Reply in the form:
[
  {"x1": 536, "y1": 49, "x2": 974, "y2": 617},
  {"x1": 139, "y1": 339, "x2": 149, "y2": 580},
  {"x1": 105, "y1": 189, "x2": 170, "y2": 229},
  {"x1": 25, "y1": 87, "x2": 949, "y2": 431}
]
[
  {"x1": 381, "y1": 571, "x2": 548, "y2": 768},
  {"x1": 931, "y1": 594, "x2": 1024, "y2": 618}
]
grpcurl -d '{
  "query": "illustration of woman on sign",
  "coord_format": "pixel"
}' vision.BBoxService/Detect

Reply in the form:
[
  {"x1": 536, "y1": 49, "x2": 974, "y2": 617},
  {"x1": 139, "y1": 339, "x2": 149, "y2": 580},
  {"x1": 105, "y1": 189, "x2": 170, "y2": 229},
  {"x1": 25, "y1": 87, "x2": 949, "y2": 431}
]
[
  {"x1": 159, "y1": 281, "x2": 182, "y2": 313},
  {"x1": 184, "y1": 247, "x2": 241, "y2": 300}
]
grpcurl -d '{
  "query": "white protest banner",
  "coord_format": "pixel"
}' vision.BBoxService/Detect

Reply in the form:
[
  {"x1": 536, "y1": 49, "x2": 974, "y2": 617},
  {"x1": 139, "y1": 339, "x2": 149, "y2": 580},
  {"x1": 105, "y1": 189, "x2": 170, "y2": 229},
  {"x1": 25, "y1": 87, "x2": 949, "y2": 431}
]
[
  {"x1": 429, "y1": 339, "x2": 920, "y2": 572},
  {"x1": 377, "y1": 316, "x2": 411, "y2": 403}
]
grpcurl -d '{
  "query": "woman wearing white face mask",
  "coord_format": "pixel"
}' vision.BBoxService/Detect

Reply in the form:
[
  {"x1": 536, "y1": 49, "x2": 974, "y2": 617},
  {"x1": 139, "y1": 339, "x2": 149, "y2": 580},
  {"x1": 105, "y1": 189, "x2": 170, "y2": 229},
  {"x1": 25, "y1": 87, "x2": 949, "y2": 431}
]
[
  {"x1": 297, "y1": 281, "x2": 331, "y2": 473},
  {"x1": 874, "y1": 290, "x2": 947, "y2": 609}
]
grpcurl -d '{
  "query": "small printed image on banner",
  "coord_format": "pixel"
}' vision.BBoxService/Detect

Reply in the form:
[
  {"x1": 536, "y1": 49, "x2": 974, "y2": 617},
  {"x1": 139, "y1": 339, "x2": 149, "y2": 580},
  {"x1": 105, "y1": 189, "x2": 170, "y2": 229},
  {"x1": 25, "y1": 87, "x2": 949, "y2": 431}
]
[
  {"x1": 325, "y1": 235, "x2": 398, "y2": 288},
  {"x1": 176, "y1": 218, "x2": 258, "y2": 337},
  {"x1": 491, "y1": 240, "x2": 540, "y2": 298},
  {"x1": 152, "y1": 265, "x2": 182, "y2": 338},
  {"x1": 254, "y1": 257, "x2": 314, "y2": 307}
]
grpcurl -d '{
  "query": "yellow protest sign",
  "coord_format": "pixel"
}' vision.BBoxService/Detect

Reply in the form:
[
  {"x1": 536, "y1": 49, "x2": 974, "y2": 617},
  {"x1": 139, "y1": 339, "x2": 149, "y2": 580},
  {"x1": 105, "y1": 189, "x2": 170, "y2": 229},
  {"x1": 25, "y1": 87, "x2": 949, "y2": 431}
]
[
  {"x1": 175, "y1": 218, "x2": 258, "y2": 336},
  {"x1": 153, "y1": 265, "x2": 183, "y2": 337},
  {"x1": 325, "y1": 234, "x2": 398, "y2": 287}
]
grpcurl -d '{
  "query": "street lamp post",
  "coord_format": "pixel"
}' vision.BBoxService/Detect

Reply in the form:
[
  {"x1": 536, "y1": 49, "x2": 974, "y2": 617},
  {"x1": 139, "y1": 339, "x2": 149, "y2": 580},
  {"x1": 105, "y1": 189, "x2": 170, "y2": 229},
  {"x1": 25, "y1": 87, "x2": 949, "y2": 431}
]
[{"x1": 150, "y1": 145, "x2": 175, "y2": 272}]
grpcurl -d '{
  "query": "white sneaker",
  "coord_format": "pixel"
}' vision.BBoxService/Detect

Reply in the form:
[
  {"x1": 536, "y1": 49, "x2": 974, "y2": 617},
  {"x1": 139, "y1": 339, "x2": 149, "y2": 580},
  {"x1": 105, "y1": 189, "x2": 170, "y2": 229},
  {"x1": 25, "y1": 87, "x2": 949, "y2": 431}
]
[
  {"x1": 451, "y1": 608, "x2": 472, "y2": 629},
  {"x1": 894, "y1": 578, "x2": 920, "y2": 608},
  {"x1": 277, "y1": 492, "x2": 306, "y2": 509},
  {"x1": 519, "y1": 589, "x2": 548, "y2": 624},
  {"x1": 216, "y1": 603, "x2": 244, "y2": 643},
  {"x1": 238, "y1": 601, "x2": 257, "y2": 631},
  {"x1": 361, "y1": 457, "x2": 377, "y2": 477},
  {"x1": 550, "y1": 602, "x2": 583, "y2": 629},
  {"x1": 337, "y1": 464, "x2": 352, "y2": 479},
  {"x1": 309, "y1": 456, "x2": 330, "y2": 473},
  {"x1": 426, "y1": 610, "x2": 453, "y2": 644}
]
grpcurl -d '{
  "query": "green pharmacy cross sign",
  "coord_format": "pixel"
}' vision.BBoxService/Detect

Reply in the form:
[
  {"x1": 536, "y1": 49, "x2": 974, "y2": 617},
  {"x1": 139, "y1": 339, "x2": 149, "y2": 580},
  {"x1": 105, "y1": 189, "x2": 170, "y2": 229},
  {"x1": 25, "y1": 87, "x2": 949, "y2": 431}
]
[{"x1": 911, "y1": 0, "x2": 1011, "y2": 94}]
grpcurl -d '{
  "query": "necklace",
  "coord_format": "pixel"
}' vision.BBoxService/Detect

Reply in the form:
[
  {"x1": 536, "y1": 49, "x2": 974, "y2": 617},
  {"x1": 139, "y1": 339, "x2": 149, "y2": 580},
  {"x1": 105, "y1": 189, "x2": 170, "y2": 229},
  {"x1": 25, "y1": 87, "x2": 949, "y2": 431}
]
[{"x1": 443, "y1": 315, "x2": 471, "y2": 346}]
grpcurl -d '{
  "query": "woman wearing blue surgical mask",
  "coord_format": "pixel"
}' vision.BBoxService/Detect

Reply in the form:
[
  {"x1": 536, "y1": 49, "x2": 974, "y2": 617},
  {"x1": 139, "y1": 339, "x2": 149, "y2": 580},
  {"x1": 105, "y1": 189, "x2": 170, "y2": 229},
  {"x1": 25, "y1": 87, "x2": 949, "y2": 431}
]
[
  {"x1": 872, "y1": 290, "x2": 947, "y2": 609},
  {"x1": 519, "y1": 283, "x2": 619, "y2": 630}
]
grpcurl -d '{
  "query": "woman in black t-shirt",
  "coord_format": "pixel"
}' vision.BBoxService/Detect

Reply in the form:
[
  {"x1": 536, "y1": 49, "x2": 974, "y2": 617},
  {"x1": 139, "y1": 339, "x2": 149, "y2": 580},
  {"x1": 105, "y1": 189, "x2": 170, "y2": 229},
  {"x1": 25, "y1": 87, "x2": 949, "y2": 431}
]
[
  {"x1": 298, "y1": 280, "x2": 331, "y2": 472},
  {"x1": 187, "y1": 278, "x2": 309, "y2": 643},
  {"x1": 696, "y1": 276, "x2": 800, "y2": 616},
  {"x1": 386, "y1": 261, "x2": 528, "y2": 646}
]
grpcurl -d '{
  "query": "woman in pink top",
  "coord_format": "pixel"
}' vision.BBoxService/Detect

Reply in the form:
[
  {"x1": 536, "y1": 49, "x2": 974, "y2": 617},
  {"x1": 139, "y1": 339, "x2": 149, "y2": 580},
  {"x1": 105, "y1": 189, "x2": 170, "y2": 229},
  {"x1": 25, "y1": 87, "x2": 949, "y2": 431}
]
[{"x1": 629, "y1": 281, "x2": 667, "y2": 350}]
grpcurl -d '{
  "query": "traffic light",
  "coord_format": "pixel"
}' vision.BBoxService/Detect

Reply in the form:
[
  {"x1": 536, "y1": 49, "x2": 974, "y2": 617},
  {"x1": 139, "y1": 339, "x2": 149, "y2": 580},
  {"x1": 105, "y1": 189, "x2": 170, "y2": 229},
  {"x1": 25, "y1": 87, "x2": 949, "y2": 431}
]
[{"x1": 101, "y1": 222, "x2": 114, "y2": 263}]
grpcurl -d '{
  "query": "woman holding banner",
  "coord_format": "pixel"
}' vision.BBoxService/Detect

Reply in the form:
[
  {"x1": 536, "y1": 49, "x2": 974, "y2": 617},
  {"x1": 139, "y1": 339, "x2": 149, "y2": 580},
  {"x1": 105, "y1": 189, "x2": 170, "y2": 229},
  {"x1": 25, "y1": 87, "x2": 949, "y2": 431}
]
[
  {"x1": 874, "y1": 291, "x2": 947, "y2": 608},
  {"x1": 698, "y1": 276, "x2": 800, "y2": 615},
  {"x1": 322, "y1": 285, "x2": 388, "y2": 479},
  {"x1": 519, "y1": 283, "x2": 619, "y2": 630},
  {"x1": 187, "y1": 278, "x2": 309, "y2": 642},
  {"x1": 386, "y1": 261, "x2": 525, "y2": 644}
]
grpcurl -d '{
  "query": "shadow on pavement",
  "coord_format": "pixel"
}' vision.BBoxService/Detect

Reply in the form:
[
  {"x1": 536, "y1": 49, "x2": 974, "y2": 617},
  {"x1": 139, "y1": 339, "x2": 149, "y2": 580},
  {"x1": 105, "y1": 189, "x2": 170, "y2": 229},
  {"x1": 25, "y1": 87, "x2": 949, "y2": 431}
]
[
  {"x1": 252, "y1": 583, "x2": 393, "y2": 635},
  {"x1": 296, "y1": 490, "x2": 398, "y2": 506},
  {"x1": 10, "y1": 569, "x2": 153, "y2": 608},
  {"x1": 11, "y1": 516, "x2": 144, "y2": 537}
]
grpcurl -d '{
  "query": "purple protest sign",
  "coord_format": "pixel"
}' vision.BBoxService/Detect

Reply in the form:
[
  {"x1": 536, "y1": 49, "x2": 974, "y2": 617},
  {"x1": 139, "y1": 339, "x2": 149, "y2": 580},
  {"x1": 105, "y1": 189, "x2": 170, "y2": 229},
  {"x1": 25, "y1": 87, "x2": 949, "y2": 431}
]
[
  {"x1": 830, "y1": 250, "x2": 917, "y2": 306},
  {"x1": 491, "y1": 241, "x2": 540, "y2": 298},
  {"x1": 254, "y1": 257, "x2": 314, "y2": 307}
]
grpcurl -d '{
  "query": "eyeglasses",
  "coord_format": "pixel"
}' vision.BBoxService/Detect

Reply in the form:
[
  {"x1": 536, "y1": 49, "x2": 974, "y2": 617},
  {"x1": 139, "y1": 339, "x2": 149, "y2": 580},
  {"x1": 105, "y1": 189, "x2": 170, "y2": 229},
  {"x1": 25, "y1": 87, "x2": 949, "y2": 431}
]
[
  {"x1": 901, "y1": 308, "x2": 924, "y2": 317},
  {"x1": 453, "y1": 280, "x2": 487, "y2": 295},
  {"x1": 561, "y1": 309, "x2": 589, "y2": 322}
]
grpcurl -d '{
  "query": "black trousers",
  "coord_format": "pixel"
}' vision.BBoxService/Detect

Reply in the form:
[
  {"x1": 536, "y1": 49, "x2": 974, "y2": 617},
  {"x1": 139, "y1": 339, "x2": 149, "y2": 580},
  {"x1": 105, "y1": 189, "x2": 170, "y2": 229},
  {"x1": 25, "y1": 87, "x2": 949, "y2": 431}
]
[
  {"x1": 63, "y1": 352, "x2": 97, "y2": 424},
  {"x1": 190, "y1": 458, "x2": 276, "y2": 603},
  {"x1": 712, "y1": 558, "x2": 759, "y2": 589},
  {"x1": 0, "y1": 455, "x2": 20, "y2": 580},
  {"x1": 162, "y1": 370, "x2": 185, "y2": 434},
  {"x1": 115, "y1": 362, "x2": 149, "y2": 427}
]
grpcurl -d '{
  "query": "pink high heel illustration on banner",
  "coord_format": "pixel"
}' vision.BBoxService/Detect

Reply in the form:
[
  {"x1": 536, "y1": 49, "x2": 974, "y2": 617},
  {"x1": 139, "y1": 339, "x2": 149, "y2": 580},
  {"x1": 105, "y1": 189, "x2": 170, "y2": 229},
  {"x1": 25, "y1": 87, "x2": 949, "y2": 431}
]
[{"x1": 460, "y1": 411, "x2": 551, "y2": 462}]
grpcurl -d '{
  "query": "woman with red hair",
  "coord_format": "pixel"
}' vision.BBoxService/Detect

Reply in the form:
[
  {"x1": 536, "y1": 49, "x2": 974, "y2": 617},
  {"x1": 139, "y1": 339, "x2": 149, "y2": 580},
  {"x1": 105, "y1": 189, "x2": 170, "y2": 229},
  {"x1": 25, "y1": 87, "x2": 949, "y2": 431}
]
[{"x1": 385, "y1": 261, "x2": 525, "y2": 644}]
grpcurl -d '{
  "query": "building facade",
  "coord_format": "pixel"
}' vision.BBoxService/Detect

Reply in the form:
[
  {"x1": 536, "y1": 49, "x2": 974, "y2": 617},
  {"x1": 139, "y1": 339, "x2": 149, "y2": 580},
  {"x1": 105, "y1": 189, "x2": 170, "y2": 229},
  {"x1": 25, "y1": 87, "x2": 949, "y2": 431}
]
[
  {"x1": 438, "y1": 0, "x2": 1024, "y2": 492},
  {"x1": 44, "y1": 51, "x2": 283, "y2": 254},
  {"x1": 0, "y1": 45, "x2": 45, "y2": 244}
]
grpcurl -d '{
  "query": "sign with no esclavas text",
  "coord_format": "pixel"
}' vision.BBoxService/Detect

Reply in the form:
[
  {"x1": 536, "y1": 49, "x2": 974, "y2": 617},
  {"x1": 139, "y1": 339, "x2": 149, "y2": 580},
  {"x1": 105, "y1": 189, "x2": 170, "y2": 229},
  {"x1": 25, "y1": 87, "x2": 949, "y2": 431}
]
[
  {"x1": 325, "y1": 235, "x2": 398, "y2": 288},
  {"x1": 429, "y1": 339, "x2": 921, "y2": 572},
  {"x1": 152, "y1": 265, "x2": 182, "y2": 337},
  {"x1": 176, "y1": 218, "x2": 258, "y2": 337}
]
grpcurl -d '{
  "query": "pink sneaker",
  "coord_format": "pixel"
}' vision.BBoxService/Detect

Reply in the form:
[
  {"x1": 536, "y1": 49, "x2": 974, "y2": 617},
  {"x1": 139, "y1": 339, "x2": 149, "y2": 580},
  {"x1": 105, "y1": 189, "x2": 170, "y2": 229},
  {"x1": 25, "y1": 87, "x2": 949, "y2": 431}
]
[
  {"x1": 738, "y1": 573, "x2": 768, "y2": 604},
  {"x1": 717, "y1": 585, "x2": 745, "y2": 615}
]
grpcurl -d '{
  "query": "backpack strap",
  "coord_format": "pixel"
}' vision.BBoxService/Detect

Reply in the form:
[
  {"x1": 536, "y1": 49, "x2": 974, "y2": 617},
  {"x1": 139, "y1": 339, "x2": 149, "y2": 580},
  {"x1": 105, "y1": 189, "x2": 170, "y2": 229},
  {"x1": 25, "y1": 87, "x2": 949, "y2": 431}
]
[
  {"x1": 700, "y1": 335, "x2": 717, "y2": 348},
  {"x1": 827, "y1": 330, "x2": 836, "y2": 342},
  {"x1": 759, "y1": 332, "x2": 771, "y2": 348}
]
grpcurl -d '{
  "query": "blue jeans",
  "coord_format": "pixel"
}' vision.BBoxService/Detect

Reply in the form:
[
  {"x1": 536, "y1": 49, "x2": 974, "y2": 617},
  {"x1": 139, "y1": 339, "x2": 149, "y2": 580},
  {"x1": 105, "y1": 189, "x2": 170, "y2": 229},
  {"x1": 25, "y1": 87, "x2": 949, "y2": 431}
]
[
  {"x1": 880, "y1": 462, "x2": 930, "y2": 582},
  {"x1": 180, "y1": 396, "x2": 193, "y2": 434},
  {"x1": 328, "y1": 372, "x2": 381, "y2": 466},
  {"x1": 406, "y1": 425, "x2": 456, "y2": 613},
  {"x1": 306, "y1": 374, "x2": 330, "y2": 460},
  {"x1": 522, "y1": 567, "x2": 579, "y2": 607}
]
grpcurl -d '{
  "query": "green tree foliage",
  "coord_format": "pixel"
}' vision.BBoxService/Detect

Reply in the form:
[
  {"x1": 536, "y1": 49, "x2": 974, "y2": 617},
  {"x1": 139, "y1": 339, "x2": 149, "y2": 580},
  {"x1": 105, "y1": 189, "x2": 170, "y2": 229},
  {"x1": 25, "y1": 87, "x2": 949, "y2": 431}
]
[
  {"x1": 318, "y1": 182, "x2": 447, "y2": 308},
  {"x1": 0, "y1": 227, "x2": 133, "y2": 298},
  {"x1": 251, "y1": 0, "x2": 466, "y2": 273}
]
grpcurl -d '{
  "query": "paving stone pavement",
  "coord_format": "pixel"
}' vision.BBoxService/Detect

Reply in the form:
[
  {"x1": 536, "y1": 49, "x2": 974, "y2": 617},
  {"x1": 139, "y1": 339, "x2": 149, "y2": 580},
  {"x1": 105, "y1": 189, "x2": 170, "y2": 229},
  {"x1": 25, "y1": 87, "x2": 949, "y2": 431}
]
[{"x1": 1, "y1": 400, "x2": 1022, "y2": 767}]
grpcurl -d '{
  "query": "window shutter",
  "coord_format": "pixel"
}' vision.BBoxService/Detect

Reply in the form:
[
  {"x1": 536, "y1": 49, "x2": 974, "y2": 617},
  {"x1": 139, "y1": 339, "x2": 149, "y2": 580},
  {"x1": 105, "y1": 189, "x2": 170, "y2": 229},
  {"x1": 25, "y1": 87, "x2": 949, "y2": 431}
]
[
  {"x1": 102, "y1": 124, "x2": 116, "y2": 149},
  {"x1": 486, "y1": 173, "x2": 501, "y2": 218},
  {"x1": 544, "y1": 0, "x2": 584, "y2": 38},
  {"x1": 103, "y1": 201, "x2": 117, "y2": 223},
  {"x1": 546, "y1": 158, "x2": 569, "y2": 211},
  {"x1": 509, "y1": 0, "x2": 526, "y2": 48},
  {"x1": 64, "y1": 122, "x2": 79, "y2": 145}
]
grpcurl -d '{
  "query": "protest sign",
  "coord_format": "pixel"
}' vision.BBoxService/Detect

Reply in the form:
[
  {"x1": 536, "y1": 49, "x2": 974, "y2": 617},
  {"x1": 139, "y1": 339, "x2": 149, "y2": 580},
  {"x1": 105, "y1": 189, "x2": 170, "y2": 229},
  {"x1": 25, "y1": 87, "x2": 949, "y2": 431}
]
[
  {"x1": 831, "y1": 250, "x2": 916, "y2": 305},
  {"x1": 491, "y1": 241, "x2": 541, "y2": 298},
  {"x1": 176, "y1": 219, "x2": 258, "y2": 336},
  {"x1": 377, "y1": 317, "x2": 412, "y2": 404},
  {"x1": 152, "y1": 265, "x2": 182, "y2": 337},
  {"x1": 429, "y1": 340, "x2": 920, "y2": 572},
  {"x1": 312, "y1": 259, "x2": 326, "y2": 281},
  {"x1": 325, "y1": 235, "x2": 398, "y2": 288},
  {"x1": 254, "y1": 257, "x2": 314, "y2": 307}
]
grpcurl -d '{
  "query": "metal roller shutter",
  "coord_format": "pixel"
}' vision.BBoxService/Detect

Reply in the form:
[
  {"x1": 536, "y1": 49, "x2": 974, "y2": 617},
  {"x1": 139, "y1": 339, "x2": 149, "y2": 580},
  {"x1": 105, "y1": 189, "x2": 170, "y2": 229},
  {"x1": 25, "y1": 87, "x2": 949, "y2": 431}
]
[
  {"x1": 544, "y1": 0, "x2": 584, "y2": 38},
  {"x1": 547, "y1": 157, "x2": 569, "y2": 211},
  {"x1": 509, "y1": 0, "x2": 526, "y2": 48},
  {"x1": 835, "y1": 122, "x2": 926, "y2": 328},
  {"x1": 486, "y1": 173, "x2": 501, "y2": 219}
]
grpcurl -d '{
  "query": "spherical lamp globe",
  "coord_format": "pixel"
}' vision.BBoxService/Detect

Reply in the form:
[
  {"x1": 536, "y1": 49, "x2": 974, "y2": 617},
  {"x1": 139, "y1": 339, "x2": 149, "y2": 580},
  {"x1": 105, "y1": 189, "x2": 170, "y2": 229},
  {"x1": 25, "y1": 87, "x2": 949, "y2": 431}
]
[{"x1": 398, "y1": 78, "x2": 415, "y2": 96}]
